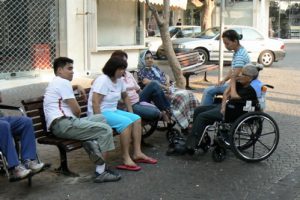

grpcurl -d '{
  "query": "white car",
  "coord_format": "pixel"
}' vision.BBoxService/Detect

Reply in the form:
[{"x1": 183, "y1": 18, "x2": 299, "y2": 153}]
[
  {"x1": 145, "y1": 25, "x2": 201, "y2": 59},
  {"x1": 157, "y1": 25, "x2": 286, "y2": 67}
]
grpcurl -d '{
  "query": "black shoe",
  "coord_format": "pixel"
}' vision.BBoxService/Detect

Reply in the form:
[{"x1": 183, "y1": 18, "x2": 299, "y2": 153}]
[
  {"x1": 105, "y1": 166, "x2": 121, "y2": 179},
  {"x1": 94, "y1": 171, "x2": 121, "y2": 183},
  {"x1": 181, "y1": 128, "x2": 191, "y2": 135}
]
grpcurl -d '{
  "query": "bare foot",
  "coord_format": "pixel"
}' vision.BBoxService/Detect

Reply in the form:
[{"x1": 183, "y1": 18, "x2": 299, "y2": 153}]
[
  {"x1": 123, "y1": 157, "x2": 137, "y2": 167},
  {"x1": 132, "y1": 152, "x2": 153, "y2": 161}
]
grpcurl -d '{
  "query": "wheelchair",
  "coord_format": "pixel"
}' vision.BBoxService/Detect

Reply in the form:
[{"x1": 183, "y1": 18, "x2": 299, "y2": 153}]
[{"x1": 193, "y1": 85, "x2": 280, "y2": 163}]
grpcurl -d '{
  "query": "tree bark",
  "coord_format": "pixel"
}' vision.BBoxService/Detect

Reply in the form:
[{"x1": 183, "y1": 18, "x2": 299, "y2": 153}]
[
  {"x1": 146, "y1": 0, "x2": 185, "y2": 89},
  {"x1": 201, "y1": 0, "x2": 215, "y2": 30}
]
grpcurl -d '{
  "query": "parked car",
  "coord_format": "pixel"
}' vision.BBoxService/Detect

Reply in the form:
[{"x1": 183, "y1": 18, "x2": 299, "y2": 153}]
[
  {"x1": 157, "y1": 25, "x2": 286, "y2": 67},
  {"x1": 145, "y1": 25, "x2": 201, "y2": 59}
]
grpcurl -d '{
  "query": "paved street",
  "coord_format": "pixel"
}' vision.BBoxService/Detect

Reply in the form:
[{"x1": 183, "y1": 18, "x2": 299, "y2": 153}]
[{"x1": 0, "y1": 44, "x2": 300, "y2": 200}]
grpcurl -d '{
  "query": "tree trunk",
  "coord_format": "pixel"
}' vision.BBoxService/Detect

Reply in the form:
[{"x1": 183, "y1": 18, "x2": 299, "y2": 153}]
[
  {"x1": 146, "y1": 0, "x2": 186, "y2": 89},
  {"x1": 201, "y1": 0, "x2": 215, "y2": 30}
]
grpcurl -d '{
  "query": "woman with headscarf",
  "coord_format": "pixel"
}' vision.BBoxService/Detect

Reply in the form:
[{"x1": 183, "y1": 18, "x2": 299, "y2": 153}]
[{"x1": 137, "y1": 50, "x2": 200, "y2": 133}]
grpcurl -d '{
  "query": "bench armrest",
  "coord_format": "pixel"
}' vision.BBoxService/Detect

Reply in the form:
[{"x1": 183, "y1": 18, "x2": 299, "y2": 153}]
[{"x1": 0, "y1": 104, "x2": 21, "y2": 110}]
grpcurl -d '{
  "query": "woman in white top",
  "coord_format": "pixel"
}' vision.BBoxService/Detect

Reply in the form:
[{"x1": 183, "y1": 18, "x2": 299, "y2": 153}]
[{"x1": 88, "y1": 56, "x2": 157, "y2": 171}]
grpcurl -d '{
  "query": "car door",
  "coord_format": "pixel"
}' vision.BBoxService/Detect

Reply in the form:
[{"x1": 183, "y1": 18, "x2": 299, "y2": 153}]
[{"x1": 239, "y1": 27, "x2": 265, "y2": 63}]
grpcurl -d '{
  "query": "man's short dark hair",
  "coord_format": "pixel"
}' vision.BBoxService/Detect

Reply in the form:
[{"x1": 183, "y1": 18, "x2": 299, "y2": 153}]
[
  {"x1": 53, "y1": 57, "x2": 73, "y2": 74},
  {"x1": 111, "y1": 50, "x2": 128, "y2": 59},
  {"x1": 102, "y1": 56, "x2": 128, "y2": 77}
]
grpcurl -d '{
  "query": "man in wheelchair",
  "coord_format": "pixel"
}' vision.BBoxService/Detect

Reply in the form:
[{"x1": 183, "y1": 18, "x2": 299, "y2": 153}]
[
  {"x1": 0, "y1": 92, "x2": 45, "y2": 181},
  {"x1": 185, "y1": 64, "x2": 260, "y2": 152}
]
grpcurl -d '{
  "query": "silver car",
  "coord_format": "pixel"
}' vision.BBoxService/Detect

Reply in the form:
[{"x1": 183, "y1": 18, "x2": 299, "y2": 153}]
[
  {"x1": 157, "y1": 25, "x2": 286, "y2": 67},
  {"x1": 145, "y1": 25, "x2": 201, "y2": 59}
]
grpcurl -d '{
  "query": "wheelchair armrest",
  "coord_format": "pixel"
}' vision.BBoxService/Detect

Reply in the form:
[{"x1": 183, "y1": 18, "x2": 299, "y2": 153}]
[
  {"x1": 0, "y1": 104, "x2": 25, "y2": 115},
  {"x1": 0, "y1": 104, "x2": 21, "y2": 111}
]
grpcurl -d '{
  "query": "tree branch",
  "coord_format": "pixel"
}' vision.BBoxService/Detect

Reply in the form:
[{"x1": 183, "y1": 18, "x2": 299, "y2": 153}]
[{"x1": 145, "y1": 0, "x2": 163, "y2": 26}]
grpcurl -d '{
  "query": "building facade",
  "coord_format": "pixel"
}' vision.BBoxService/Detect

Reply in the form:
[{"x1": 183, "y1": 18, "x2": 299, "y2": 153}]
[{"x1": 0, "y1": 0, "x2": 299, "y2": 79}]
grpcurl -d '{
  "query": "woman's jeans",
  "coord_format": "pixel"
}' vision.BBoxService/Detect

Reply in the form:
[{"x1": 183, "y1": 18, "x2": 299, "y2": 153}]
[
  {"x1": 201, "y1": 83, "x2": 228, "y2": 106},
  {"x1": 132, "y1": 103, "x2": 161, "y2": 121},
  {"x1": 139, "y1": 81, "x2": 170, "y2": 111}
]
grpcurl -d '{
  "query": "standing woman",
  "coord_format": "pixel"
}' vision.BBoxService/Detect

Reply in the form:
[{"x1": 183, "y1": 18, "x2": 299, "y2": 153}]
[
  {"x1": 201, "y1": 29, "x2": 250, "y2": 105},
  {"x1": 88, "y1": 56, "x2": 157, "y2": 171},
  {"x1": 137, "y1": 50, "x2": 200, "y2": 132}
]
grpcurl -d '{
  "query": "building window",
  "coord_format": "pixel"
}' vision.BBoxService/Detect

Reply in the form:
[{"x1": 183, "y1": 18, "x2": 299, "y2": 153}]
[{"x1": 97, "y1": 0, "x2": 144, "y2": 47}]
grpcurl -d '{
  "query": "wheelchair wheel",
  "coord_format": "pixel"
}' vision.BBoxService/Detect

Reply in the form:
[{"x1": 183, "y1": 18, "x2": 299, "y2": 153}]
[
  {"x1": 230, "y1": 112, "x2": 279, "y2": 162},
  {"x1": 212, "y1": 146, "x2": 226, "y2": 162},
  {"x1": 142, "y1": 120, "x2": 158, "y2": 139}
]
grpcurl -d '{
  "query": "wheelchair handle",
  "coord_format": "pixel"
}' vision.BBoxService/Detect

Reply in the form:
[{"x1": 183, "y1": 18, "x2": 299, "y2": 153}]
[{"x1": 264, "y1": 84, "x2": 274, "y2": 89}]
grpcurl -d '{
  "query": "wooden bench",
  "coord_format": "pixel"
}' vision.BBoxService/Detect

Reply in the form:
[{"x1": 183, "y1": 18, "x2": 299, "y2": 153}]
[
  {"x1": 176, "y1": 51, "x2": 219, "y2": 89},
  {"x1": 21, "y1": 88, "x2": 91, "y2": 177},
  {"x1": 20, "y1": 86, "x2": 157, "y2": 177}
]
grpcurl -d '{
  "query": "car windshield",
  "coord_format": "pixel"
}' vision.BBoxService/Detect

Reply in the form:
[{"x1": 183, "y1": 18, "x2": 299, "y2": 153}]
[
  {"x1": 154, "y1": 27, "x2": 181, "y2": 37},
  {"x1": 195, "y1": 27, "x2": 220, "y2": 39}
]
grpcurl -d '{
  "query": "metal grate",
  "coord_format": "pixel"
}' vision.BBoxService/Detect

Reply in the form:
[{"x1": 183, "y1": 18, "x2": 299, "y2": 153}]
[{"x1": 0, "y1": 0, "x2": 58, "y2": 78}]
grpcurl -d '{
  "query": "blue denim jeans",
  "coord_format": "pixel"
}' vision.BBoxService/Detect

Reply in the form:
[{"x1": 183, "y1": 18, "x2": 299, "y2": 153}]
[
  {"x1": 139, "y1": 81, "x2": 170, "y2": 111},
  {"x1": 201, "y1": 83, "x2": 228, "y2": 106},
  {"x1": 0, "y1": 116, "x2": 37, "y2": 168},
  {"x1": 132, "y1": 103, "x2": 161, "y2": 121}
]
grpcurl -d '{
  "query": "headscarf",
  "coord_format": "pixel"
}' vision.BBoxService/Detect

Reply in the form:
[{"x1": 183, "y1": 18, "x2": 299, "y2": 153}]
[
  {"x1": 137, "y1": 50, "x2": 161, "y2": 79},
  {"x1": 137, "y1": 50, "x2": 148, "y2": 69}
]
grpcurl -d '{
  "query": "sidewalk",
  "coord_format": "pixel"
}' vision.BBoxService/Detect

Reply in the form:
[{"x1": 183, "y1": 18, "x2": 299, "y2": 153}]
[{"x1": 1, "y1": 61, "x2": 300, "y2": 200}]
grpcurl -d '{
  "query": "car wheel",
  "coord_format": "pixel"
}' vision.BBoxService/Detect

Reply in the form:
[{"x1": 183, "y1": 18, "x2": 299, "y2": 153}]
[
  {"x1": 195, "y1": 48, "x2": 208, "y2": 65},
  {"x1": 258, "y1": 50, "x2": 274, "y2": 67}
]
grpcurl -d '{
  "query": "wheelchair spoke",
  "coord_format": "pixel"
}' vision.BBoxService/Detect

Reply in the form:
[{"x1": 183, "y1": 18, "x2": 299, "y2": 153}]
[
  {"x1": 256, "y1": 138, "x2": 272, "y2": 151},
  {"x1": 252, "y1": 143, "x2": 255, "y2": 158},
  {"x1": 260, "y1": 131, "x2": 276, "y2": 137}
]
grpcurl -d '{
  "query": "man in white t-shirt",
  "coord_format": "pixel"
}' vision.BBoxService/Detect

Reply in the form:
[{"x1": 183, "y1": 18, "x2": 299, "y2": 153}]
[{"x1": 43, "y1": 57, "x2": 120, "y2": 183}]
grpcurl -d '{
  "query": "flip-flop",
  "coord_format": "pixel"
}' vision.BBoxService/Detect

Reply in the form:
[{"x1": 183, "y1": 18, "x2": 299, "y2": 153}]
[
  {"x1": 134, "y1": 158, "x2": 158, "y2": 164},
  {"x1": 116, "y1": 164, "x2": 141, "y2": 171}
]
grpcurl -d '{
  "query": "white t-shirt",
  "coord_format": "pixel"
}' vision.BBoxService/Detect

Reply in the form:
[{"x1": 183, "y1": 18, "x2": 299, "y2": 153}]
[
  {"x1": 88, "y1": 74, "x2": 126, "y2": 114},
  {"x1": 43, "y1": 76, "x2": 76, "y2": 130}
]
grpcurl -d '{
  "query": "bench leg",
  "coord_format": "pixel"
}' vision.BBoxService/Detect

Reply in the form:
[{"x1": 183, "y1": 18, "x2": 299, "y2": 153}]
[
  {"x1": 56, "y1": 146, "x2": 79, "y2": 177},
  {"x1": 184, "y1": 75, "x2": 193, "y2": 90},
  {"x1": 202, "y1": 72, "x2": 209, "y2": 82}
]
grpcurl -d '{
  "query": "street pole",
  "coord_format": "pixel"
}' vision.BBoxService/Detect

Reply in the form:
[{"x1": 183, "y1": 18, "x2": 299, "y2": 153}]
[{"x1": 218, "y1": 0, "x2": 225, "y2": 82}]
